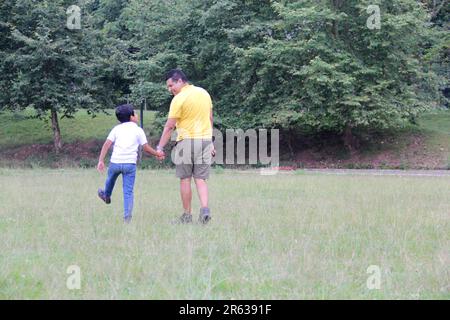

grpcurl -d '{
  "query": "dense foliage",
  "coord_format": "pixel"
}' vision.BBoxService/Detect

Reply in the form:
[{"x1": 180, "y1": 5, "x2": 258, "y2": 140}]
[{"x1": 0, "y1": 0, "x2": 448, "y2": 150}]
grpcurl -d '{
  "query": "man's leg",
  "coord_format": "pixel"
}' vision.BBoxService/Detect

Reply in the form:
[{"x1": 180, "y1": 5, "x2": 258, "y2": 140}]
[
  {"x1": 195, "y1": 178, "x2": 211, "y2": 224},
  {"x1": 194, "y1": 178, "x2": 208, "y2": 208},
  {"x1": 122, "y1": 164, "x2": 136, "y2": 222},
  {"x1": 175, "y1": 139, "x2": 194, "y2": 222},
  {"x1": 193, "y1": 140, "x2": 212, "y2": 224},
  {"x1": 180, "y1": 178, "x2": 192, "y2": 215}
]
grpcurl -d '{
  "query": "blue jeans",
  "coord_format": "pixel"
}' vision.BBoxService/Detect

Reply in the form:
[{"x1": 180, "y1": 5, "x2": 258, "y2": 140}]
[{"x1": 104, "y1": 163, "x2": 136, "y2": 220}]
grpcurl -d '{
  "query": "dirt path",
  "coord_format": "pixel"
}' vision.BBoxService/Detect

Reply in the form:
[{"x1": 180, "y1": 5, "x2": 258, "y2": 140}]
[
  {"x1": 303, "y1": 169, "x2": 450, "y2": 177},
  {"x1": 236, "y1": 168, "x2": 450, "y2": 177}
]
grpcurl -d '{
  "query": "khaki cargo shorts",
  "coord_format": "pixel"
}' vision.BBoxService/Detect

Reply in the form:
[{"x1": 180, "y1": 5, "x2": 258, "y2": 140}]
[{"x1": 173, "y1": 139, "x2": 213, "y2": 180}]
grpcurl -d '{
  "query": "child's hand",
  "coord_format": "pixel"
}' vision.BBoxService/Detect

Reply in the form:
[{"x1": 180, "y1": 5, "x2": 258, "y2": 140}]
[{"x1": 97, "y1": 161, "x2": 105, "y2": 173}]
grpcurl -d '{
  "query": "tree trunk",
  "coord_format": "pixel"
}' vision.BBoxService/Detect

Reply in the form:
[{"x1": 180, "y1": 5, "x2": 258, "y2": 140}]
[
  {"x1": 51, "y1": 109, "x2": 62, "y2": 154},
  {"x1": 287, "y1": 131, "x2": 295, "y2": 159},
  {"x1": 343, "y1": 124, "x2": 359, "y2": 153},
  {"x1": 331, "y1": 0, "x2": 343, "y2": 39}
]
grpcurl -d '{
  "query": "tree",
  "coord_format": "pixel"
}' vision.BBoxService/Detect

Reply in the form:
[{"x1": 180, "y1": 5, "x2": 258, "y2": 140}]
[
  {"x1": 420, "y1": 0, "x2": 449, "y2": 107},
  {"x1": 2, "y1": 0, "x2": 445, "y2": 153},
  {"x1": 228, "y1": 0, "x2": 445, "y2": 149},
  {"x1": 124, "y1": 0, "x2": 446, "y2": 151},
  {"x1": 0, "y1": 0, "x2": 129, "y2": 153}
]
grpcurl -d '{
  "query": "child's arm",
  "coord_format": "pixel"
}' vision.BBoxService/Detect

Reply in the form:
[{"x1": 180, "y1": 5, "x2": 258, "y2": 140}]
[
  {"x1": 97, "y1": 139, "x2": 113, "y2": 172},
  {"x1": 142, "y1": 143, "x2": 164, "y2": 159}
]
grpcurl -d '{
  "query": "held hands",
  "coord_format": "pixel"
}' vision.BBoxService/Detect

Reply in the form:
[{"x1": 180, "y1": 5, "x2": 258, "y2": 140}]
[
  {"x1": 155, "y1": 145, "x2": 165, "y2": 161},
  {"x1": 155, "y1": 150, "x2": 165, "y2": 161}
]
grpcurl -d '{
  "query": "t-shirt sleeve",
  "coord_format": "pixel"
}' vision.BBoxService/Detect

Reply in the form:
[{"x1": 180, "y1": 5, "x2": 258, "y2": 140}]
[
  {"x1": 168, "y1": 96, "x2": 182, "y2": 119},
  {"x1": 106, "y1": 127, "x2": 117, "y2": 142},
  {"x1": 137, "y1": 128, "x2": 148, "y2": 146}
]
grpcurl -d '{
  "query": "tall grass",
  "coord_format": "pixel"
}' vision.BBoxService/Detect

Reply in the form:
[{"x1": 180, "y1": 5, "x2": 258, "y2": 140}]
[{"x1": 0, "y1": 169, "x2": 448, "y2": 299}]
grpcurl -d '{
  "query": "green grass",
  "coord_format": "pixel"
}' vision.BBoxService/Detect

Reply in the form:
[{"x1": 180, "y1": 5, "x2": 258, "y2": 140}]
[
  {"x1": 0, "y1": 108, "x2": 157, "y2": 147},
  {"x1": 0, "y1": 169, "x2": 448, "y2": 299},
  {"x1": 416, "y1": 109, "x2": 450, "y2": 169},
  {"x1": 354, "y1": 109, "x2": 450, "y2": 169},
  {"x1": 418, "y1": 109, "x2": 450, "y2": 135},
  {"x1": 419, "y1": 109, "x2": 450, "y2": 159}
]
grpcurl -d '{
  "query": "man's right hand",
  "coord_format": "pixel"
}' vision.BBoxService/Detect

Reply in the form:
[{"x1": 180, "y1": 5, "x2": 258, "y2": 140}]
[{"x1": 156, "y1": 150, "x2": 165, "y2": 161}]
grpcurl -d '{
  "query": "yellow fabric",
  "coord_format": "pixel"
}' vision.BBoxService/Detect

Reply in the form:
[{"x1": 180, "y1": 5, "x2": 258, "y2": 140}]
[{"x1": 168, "y1": 84, "x2": 213, "y2": 141}]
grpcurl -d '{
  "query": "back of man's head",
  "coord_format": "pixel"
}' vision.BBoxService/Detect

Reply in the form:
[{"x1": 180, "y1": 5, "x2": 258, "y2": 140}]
[
  {"x1": 115, "y1": 104, "x2": 135, "y2": 123},
  {"x1": 165, "y1": 69, "x2": 188, "y2": 83}
]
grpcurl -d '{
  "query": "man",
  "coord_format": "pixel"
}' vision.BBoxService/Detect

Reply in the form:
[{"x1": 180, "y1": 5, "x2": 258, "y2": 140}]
[{"x1": 157, "y1": 69, "x2": 215, "y2": 224}]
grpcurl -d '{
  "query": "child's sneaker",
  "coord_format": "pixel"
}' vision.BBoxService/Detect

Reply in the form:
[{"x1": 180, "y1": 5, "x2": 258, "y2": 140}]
[
  {"x1": 97, "y1": 188, "x2": 111, "y2": 204},
  {"x1": 124, "y1": 216, "x2": 132, "y2": 224},
  {"x1": 199, "y1": 207, "x2": 211, "y2": 224}
]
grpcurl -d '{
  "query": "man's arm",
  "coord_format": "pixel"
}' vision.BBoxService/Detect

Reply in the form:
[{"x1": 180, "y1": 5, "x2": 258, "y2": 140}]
[
  {"x1": 157, "y1": 118, "x2": 177, "y2": 151},
  {"x1": 210, "y1": 107, "x2": 213, "y2": 129},
  {"x1": 97, "y1": 139, "x2": 113, "y2": 172},
  {"x1": 210, "y1": 108, "x2": 216, "y2": 157}
]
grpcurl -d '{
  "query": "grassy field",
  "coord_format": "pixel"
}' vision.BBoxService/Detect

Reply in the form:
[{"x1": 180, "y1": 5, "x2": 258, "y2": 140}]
[{"x1": 0, "y1": 169, "x2": 448, "y2": 299}]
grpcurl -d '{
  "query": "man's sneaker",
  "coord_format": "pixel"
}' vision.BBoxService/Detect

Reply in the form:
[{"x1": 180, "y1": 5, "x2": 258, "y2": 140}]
[
  {"x1": 199, "y1": 207, "x2": 211, "y2": 224},
  {"x1": 178, "y1": 213, "x2": 192, "y2": 224},
  {"x1": 97, "y1": 188, "x2": 111, "y2": 204}
]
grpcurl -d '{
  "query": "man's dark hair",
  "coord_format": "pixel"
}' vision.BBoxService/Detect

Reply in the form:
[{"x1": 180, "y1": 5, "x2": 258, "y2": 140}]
[
  {"x1": 165, "y1": 69, "x2": 188, "y2": 82},
  {"x1": 115, "y1": 104, "x2": 135, "y2": 123}
]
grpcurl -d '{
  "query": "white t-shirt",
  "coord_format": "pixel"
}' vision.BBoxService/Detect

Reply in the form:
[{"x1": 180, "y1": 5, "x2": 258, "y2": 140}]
[{"x1": 107, "y1": 122, "x2": 148, "y2": 164}]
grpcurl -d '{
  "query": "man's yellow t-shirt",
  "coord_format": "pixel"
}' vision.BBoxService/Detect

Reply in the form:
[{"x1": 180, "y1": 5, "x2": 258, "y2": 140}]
[{"x1": 168, "y1": 84, "x2": 213, "y2": 141}]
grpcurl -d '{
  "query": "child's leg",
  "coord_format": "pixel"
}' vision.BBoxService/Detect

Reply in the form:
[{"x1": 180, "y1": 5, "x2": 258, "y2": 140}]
[
  {"x1": 122, "y1": 164, "x2": 137, "y2": 220},
  {"x1": 105, "y1": 163, "x2": 121, "y2": 197}
]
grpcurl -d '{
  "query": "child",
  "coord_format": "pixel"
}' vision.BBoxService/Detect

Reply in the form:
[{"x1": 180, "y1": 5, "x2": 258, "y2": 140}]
[{"x1": 97, "y1": 104, "x2": 164, "y2": 223}]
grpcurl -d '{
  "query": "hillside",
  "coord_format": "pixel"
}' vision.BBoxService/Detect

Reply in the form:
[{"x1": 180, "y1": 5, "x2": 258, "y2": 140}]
[
  {"x1": 0, "y1": 108, "x2": 448, "y2": 169},
  {"x1": 289, "y1": 110, "x2": 450, "y2": 170},
  {"x1": 0, "y1": 109, "x2": 159, "y2": 168}
]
